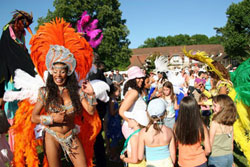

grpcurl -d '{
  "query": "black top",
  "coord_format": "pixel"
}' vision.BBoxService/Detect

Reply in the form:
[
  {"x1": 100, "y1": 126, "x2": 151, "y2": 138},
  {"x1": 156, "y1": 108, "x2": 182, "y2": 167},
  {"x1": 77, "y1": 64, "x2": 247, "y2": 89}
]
[{"x1": 0, "y1": 26, "x2": 36, "y2": 83}]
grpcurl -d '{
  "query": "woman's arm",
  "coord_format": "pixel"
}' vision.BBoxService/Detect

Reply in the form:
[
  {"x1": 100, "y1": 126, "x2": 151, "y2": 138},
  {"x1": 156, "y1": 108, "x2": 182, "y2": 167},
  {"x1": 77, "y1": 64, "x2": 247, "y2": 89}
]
[
  {"x1": 119, "y1": 89, "x2": 138, "y2": 121},
  {"x1": 169, "y1": 130, "x2": 176, "y2": 164},
  {"x1": 31, "y1": 101, "x2": 45, "y2": 124},
  {"x1": 80, "y1": 81, "x2": 96, "y2": 115},
  {"x1": 80, "y1": 95, "x2": 96, "y2": 115},
  {"x1": 31, "y1": 89, "x2": 65, "y2": 124},
  {"x1": 204, "y1": 124, "x2": 211, "y2": 156},
  {"x1": 138, "y1": 129, "x2": 145, "y2": 161}
]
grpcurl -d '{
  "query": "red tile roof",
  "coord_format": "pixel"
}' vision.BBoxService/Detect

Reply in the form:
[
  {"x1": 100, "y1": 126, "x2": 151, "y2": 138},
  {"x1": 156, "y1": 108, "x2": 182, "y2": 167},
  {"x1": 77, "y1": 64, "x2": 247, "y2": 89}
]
[{"x1": 129, "y1": 44, "x2": 225, "y2": 68}]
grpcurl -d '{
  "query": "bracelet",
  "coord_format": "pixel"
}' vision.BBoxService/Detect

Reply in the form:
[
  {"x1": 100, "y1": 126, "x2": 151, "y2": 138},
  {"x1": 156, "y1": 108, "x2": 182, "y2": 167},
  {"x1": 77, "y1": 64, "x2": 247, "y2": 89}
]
[
  {"x1": 40, "y1": 115, "x2": 53, "y2": 125},
  {"x1": 85, "y1": 93, "x2": 97, "y2": 106}
]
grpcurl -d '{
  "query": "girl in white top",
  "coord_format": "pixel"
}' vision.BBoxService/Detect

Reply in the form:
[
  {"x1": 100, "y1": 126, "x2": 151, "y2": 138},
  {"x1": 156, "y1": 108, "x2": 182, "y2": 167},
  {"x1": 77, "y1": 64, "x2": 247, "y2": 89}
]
[{"x1": 161, "y1": 81, "x2": 179, "y2": 129}]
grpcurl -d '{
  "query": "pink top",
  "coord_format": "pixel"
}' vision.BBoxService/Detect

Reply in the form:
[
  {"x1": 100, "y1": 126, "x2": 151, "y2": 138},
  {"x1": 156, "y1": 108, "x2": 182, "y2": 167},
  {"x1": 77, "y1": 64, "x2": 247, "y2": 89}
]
[{"x1": 178, "y1": 142, "x2": 207, "y2": 167}]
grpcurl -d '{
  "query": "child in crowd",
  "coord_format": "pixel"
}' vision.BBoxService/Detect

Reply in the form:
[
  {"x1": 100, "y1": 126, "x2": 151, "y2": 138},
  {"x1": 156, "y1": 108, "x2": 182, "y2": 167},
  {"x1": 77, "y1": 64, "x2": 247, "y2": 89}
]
[
  {"x1": 161, "y1": 81, "x2": 179, "y2": 129},
  {"x1": 120, "y1": 109, "x2": 149, "y2": 167},
  {"x1": 208, "y1": 95, "x2": 237, "y2": 167},
  {"x1": 175, "y1": 96, "x2": 211, "y2": 167},
  {"x1": 138, "y1": 98, "x2": 176, "y2": 167},
  {"x1": 199, "y1": 94, "x2": 212, "y2": 127},
  {"x1": 106, "y1": 84, "x2": 123, "y2": 162}
]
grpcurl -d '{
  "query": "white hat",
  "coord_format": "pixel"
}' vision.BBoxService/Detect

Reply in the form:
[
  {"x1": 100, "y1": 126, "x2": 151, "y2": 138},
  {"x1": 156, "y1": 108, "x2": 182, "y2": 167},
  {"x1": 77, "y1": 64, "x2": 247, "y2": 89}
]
[
  {"x1": 124, "y1": 110, "x2": 149, "y2": 126},
  {"x1": 147, "y1": 98, "x2": 166, "y2": 117}
]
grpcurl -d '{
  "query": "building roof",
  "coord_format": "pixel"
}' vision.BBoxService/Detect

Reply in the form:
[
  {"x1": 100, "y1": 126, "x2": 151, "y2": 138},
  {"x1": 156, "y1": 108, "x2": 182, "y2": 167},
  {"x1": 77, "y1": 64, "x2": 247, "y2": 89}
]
[{"x1": 129, "y1": 44, "x2": 225, "y2": 68}]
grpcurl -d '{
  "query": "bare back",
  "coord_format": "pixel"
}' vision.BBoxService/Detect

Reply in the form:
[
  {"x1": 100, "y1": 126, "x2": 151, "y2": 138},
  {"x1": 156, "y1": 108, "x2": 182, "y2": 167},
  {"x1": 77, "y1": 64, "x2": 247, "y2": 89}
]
[{"x1": 143, "y1": 125, "x2": 173, "y2": 147}]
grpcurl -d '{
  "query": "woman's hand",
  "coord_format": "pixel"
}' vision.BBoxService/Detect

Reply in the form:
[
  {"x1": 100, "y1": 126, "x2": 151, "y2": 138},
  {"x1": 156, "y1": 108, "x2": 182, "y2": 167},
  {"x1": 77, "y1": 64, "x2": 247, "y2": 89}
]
[
  {"x1": 81, "y1": 80, "x2": 94, "y2": 95},
  {"x1": 120, "y1": 154, "x2": 125, "y2": 161},
  {"x1": 51, "y1": 111, "x2": 66, "y2": 123}
]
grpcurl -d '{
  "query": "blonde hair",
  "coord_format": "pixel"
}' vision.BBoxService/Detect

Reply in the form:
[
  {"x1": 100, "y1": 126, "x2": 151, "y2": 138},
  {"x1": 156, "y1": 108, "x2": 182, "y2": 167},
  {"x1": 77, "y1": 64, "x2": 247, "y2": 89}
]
[{"x1": 212, "y1": 94, "x2": 237, "y2": 125}]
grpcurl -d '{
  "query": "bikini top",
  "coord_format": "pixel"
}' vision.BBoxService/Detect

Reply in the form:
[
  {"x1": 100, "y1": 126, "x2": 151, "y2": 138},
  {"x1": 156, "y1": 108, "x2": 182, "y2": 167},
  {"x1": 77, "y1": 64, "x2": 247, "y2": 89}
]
[{"x1": 37, "y1": 87, "x2": 83, "y2": 115}]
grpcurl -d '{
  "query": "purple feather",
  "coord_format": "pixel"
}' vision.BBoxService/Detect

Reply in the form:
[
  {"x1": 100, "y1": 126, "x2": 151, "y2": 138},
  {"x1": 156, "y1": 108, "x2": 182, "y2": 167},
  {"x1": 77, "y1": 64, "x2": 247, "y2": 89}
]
[{"x1": 77, "y1": 11, "x2": 103, "y2": 48}]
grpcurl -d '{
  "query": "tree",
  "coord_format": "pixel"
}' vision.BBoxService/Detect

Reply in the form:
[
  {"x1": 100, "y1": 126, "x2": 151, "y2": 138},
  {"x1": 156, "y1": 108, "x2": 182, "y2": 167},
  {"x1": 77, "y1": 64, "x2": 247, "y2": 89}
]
[
  {"x1": 139, "y1": 34, "x2": 220, "y2": 48},
  {"x1": 216, "y1": 0, "x2": 250, "y2": 62},
  {"x1": 190, "y1": 34, "x2": 209, "y2": 45},
  {"x1": 36, "y1": 0, "x2": 131, "y2": 70}
]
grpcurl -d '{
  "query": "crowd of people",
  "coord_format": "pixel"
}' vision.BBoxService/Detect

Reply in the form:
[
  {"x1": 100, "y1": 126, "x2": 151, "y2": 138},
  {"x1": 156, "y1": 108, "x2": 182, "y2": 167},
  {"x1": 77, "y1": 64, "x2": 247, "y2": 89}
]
[{"x1": 0, "y1": 9, "x2": 249, "y2": 167}]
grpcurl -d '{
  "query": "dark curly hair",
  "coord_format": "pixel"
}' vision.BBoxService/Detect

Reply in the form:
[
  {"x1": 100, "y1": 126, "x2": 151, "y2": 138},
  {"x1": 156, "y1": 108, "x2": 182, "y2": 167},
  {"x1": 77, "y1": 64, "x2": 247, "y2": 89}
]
[
  {"x1": 123, "y1": 78, "x2": 142, "y2": 96},
  {"x1": 45, "y1": 64, "x2": 83, "y2": 115}
]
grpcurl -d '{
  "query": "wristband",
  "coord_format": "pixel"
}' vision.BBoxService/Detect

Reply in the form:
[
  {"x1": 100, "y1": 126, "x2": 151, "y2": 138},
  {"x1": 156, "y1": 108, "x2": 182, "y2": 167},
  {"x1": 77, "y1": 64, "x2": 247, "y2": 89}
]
[
  {"x1": 40, "y1": 115, "x2": 53, "y2": 125},
  {"x1": 86, "y1": 93, "x2": 97, "y2": 106}
]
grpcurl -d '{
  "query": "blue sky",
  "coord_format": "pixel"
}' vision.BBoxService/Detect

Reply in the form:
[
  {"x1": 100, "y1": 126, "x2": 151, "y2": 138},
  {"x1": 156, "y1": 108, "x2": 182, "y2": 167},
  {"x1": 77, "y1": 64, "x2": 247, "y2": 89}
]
[{"x1": 0, "y1": 0, "x2": 242, "y2": 49}]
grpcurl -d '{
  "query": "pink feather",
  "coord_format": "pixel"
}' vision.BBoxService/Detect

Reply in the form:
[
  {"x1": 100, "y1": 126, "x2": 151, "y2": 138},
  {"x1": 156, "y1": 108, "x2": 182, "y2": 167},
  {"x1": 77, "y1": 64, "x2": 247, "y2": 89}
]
[{"x1": 77, "y1": 11, "x2": 103, "y2": 48}]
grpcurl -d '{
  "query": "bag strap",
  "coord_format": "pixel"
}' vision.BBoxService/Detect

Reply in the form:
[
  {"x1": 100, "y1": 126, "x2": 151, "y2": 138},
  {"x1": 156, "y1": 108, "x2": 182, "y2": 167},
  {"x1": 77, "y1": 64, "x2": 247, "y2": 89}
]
[{"x1": 120, "y1": 129, "x2": 141, "y2": 155}]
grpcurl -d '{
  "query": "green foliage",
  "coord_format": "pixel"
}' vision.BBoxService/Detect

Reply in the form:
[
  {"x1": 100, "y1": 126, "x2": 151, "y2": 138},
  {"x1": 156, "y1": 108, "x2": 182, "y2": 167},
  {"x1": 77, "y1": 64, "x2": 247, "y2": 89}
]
[
  {"x1": 216, "y1": 0, "x2": 250, "y2": 62},
  {"x1": 36, "y1": 0, "x2": 131, "y2": 70},
  {"x1": 139, "y1": 34, "x2": 222, "y2": 48}
]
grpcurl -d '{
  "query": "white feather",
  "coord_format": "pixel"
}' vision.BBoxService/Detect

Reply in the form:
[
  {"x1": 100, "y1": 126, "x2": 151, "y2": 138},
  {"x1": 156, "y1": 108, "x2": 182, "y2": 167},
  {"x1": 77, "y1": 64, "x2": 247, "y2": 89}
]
[
  {"x1": 3, "y1": 69, "x2": 46, "y2": 104},
  {"x1": 89, "y1": 79, "x2": 110, "y2": 102},
  {"x1": 154, "y1": 56, "x2": 169, "y2": 72}
]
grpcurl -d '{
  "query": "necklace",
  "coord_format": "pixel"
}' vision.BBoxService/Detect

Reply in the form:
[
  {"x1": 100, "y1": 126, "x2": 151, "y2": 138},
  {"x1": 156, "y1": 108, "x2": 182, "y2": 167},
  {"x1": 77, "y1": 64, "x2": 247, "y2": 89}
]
[{"x1": 58, "y1": 86, "x2": 66, "y2": 95}]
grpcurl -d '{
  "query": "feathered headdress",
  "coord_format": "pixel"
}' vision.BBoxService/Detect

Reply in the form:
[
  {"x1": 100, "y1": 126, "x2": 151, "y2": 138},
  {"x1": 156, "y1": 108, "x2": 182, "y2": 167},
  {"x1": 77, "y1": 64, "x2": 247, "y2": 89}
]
[
  {"x1": 9, "y1": 10, "x2": 33, "y2": 24},
  {"x1": 154, "y1": 55, "x2": 169, "y2": 72},
  {"x1": 30, "y1": 18, "x2": 93, "y2": 81},
  {"x1": 182, "y1": 47, "x2": 224, "y2": 80},
  {"x1": 77, "y1": 11, "x2": 103, "y2": 48}
]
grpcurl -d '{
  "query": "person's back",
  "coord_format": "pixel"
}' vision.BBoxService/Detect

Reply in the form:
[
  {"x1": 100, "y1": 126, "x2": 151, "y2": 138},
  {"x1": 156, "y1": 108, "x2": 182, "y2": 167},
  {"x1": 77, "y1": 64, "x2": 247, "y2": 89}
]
[
  {"x1": 138, "y1": 98, "x2": 176, "y2": 167},
  {"x1": 143, "y1": 125, "x2": 174, "y2": 163},
  {"x1": 175, "y1": 96, "x2": 211, "y2": 167}
]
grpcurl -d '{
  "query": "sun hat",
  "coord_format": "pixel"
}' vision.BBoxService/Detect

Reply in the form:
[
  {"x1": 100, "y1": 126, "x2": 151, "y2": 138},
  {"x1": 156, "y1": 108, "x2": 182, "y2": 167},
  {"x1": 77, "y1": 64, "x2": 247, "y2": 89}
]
[
  {"x1": 147, "y1": 98, "x2": 166, "y2": 117},
  {"x1": 124, "y1": 110, "x2": 149, "y2": 126},
  {"x1": 127, "y1": 66, "x2": 145, "y2": 80}
]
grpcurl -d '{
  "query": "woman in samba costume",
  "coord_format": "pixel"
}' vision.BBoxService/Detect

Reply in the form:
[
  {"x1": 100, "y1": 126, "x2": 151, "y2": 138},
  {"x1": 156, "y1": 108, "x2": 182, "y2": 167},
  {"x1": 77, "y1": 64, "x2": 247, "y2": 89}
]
[
  {"x1": 3, "y1": 18, "x2": 103, "y2": 167},
  {"x1": 183, "y1": 48, "x2": 250, "y2": 165},
  {"x1": 31, "y1": 45, "x2": 96, "y2": 167}
]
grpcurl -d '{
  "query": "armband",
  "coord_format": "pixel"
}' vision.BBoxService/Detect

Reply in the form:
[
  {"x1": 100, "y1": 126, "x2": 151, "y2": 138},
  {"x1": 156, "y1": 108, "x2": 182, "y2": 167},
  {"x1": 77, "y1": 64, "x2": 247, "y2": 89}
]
[
  {"x1": 86, "y1": 93, "x2": 97, "y2": 106},
  {"x1": 40, "y1": 115, "x2": 53, "y2": 125}
]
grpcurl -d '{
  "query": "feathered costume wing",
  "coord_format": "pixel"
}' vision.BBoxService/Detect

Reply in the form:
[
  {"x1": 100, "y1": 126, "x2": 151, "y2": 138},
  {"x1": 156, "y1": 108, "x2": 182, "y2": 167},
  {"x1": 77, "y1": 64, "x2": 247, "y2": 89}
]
[
  {"x1": 183, "y1": 47, "x2": 250, "y2": 164},
  {"x1": 5, "y1": 18, "x2": 103, "y2": 167},
  {"x1": 154, "y1": 55, "x2": 169, "y2": 72}
]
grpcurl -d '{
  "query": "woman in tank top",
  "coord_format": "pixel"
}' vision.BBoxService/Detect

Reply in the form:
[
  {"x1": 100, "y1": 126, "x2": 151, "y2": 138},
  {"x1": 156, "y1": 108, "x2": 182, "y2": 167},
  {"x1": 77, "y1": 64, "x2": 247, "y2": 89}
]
[{"x1": 119, "y1": 66, "x2": 146, "y2": 139}]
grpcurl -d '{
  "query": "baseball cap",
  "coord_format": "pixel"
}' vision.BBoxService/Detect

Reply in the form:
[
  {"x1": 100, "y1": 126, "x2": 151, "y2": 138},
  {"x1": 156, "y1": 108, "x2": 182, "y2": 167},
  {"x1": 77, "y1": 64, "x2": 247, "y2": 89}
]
[
  {"x1": 127, "y1": 66, "x2": 145, "y2": 80},
  {"x1": 147, "y1": 98, "x2": 166, "y2": 117},
  {"x1": 124, "y1": 110, "x2": 149, "y2": 126}
]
